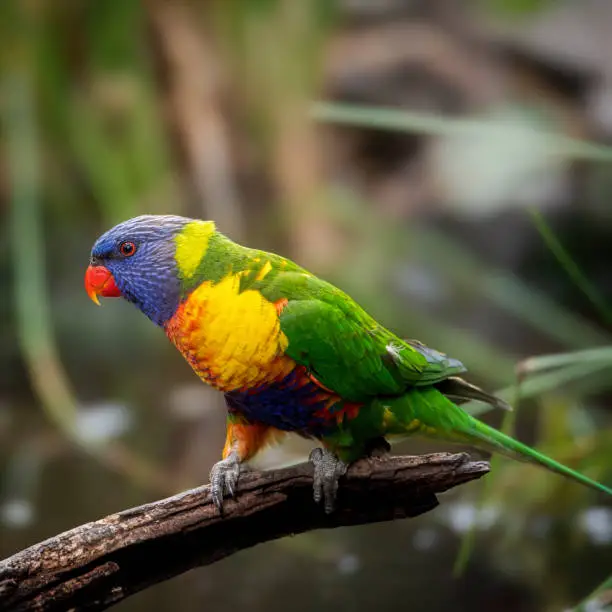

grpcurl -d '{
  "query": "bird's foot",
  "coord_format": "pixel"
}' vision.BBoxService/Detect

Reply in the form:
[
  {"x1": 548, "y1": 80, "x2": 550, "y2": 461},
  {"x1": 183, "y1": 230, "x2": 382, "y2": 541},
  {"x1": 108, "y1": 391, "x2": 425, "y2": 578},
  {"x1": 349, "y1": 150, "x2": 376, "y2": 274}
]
[
  {"x1": 209, "y1": 451, "x2": 241, "y2": 512},
  {"x1": 308, "y1": 447, "x2": 348, "y2": 514}
]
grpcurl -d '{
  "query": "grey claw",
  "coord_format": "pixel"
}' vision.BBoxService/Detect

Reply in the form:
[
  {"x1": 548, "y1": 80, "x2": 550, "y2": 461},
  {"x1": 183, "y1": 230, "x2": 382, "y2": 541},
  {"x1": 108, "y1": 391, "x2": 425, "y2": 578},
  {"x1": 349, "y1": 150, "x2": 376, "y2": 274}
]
[
  {"x1": 209, "y1": 451, "x2": 241, "y2": 512},
  {"x1": 309, "y1": 447, "x2": 348, "y2": 514}
]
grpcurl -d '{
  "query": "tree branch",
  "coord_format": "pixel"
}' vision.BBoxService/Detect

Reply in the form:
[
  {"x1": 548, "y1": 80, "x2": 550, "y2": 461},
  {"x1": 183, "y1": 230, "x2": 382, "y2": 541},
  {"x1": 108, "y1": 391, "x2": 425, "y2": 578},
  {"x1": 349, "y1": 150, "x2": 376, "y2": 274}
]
[{"x1": 0, "y1": 452, "x2": 489, "y2": 612}]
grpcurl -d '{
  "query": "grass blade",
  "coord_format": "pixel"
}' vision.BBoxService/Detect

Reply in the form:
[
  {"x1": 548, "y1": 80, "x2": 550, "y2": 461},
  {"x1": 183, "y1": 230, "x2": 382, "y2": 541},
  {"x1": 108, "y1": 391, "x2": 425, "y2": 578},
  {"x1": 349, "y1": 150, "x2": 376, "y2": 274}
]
[
  {"x1": 311, "y1": 101, "x2": 612, "y2": 163},
  {"x1": 529, "y1": 208, "x2": 612, "y2": 327},
  {"x1": 570, "y1": 573, "x2": 612, "y2": 611}
]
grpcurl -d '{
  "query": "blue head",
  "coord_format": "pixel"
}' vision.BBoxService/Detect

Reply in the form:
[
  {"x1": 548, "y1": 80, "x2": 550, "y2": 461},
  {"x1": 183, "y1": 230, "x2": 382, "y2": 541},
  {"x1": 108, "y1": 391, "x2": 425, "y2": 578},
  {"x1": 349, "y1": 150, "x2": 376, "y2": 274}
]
[{"x1": 85, "y1": 214, "x2": 203, "y2": 326}]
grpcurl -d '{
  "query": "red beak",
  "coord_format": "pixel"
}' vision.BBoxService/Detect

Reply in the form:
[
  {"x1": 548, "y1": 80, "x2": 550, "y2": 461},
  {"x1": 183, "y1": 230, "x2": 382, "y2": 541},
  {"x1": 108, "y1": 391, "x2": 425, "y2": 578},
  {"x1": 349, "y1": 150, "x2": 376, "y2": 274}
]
[{"x1": 84, "y1": 265, "x2": 121, "y2": 305}]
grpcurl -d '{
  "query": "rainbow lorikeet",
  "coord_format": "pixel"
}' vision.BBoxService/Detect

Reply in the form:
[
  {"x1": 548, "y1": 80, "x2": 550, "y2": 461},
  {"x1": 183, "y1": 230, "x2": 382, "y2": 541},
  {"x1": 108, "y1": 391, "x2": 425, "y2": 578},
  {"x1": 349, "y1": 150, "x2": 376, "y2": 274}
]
[{"x1": 85, "y1": 215, "x2": 612, "y2": 512}]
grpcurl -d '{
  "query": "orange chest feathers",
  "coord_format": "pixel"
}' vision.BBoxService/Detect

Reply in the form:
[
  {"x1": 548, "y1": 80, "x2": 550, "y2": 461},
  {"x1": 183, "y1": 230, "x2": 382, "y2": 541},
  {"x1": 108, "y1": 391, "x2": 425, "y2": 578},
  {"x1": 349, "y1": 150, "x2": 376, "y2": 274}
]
[{"x1": 164, "y1": 274, "x2": 294, "y2": 392}]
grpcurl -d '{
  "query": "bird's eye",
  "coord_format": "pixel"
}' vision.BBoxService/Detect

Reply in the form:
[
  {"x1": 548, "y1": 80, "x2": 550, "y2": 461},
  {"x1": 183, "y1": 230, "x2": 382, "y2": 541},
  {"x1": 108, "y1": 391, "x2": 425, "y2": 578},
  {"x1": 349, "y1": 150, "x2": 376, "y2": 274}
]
[{"x1": 119, "y1": 241, "x2": 136, "y2": 257}]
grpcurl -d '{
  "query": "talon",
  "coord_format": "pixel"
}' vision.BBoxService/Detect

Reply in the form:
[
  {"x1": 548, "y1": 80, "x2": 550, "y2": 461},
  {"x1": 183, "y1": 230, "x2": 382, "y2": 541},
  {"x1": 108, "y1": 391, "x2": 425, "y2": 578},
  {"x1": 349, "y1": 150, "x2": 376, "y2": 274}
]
[
  {"x1": 309, "y1": 448, "x2": 324, "y2": 504},
  {"x1": 309, "y1": 447, "x2": 347, "y2": 514},
  {"x1": 209, "y1": 451, "x2": 241, "y2": 512}
]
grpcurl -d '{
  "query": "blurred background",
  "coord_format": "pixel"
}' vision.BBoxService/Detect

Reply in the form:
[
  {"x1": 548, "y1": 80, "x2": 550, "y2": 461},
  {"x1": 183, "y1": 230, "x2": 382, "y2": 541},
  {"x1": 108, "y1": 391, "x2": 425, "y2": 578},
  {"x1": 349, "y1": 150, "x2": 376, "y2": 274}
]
[{"x1": 2, "y1": 0, "x2": 612, "y2": 610}]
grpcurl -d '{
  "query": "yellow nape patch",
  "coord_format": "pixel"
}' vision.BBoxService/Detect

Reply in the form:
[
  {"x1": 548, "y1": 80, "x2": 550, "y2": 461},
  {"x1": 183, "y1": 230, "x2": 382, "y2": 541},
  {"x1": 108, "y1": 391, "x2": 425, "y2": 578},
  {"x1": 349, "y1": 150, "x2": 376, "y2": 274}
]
[
  {"x1": 174, "y1": 220, "x2": 215, "y2": 279},
  {"x1": 167, "y1": 272, "x2": 293, "y2": 392}
]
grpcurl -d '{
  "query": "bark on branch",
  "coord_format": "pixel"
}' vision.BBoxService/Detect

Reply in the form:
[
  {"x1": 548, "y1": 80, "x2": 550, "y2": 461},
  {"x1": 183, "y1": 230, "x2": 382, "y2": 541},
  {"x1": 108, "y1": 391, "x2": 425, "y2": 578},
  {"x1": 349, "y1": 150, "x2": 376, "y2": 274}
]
[{"x1": 0, "y1": 452, "x2": 489, "y2": 612}]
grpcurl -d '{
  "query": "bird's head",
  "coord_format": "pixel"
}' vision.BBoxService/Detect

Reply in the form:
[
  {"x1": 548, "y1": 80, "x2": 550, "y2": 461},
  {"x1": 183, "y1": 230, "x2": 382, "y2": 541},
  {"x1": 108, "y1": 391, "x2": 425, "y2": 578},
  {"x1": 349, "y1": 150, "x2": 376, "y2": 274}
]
[{"x1": 85, "y1": 214, "x2": 216, "y2": 326}]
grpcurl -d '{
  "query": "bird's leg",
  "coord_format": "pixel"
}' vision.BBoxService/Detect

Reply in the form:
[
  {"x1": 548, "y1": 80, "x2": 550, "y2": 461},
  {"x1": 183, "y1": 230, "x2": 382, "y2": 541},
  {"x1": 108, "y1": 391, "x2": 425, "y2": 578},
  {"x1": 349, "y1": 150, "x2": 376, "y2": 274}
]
[
  {"x1": 308, "y1": 447, "x2": 348, "y2": 514},
  {"x1": 210, "y1": 412, "x2": 275, "y2": 512},
  {"x1": 209, "y1": 451, "x2": 242, "y2": 511}
]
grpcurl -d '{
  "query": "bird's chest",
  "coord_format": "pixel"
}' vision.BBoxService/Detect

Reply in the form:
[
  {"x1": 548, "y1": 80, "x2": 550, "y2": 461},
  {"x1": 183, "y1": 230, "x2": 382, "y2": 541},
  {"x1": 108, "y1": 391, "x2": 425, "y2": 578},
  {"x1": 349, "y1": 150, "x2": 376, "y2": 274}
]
[{"x1": 165, "y1": 275, "x2": 293, "y2": 392}]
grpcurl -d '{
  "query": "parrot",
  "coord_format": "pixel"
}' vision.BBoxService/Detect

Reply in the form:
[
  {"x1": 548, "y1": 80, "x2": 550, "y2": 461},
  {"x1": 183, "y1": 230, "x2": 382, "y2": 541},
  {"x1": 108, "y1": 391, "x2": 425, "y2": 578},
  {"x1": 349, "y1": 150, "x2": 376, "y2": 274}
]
[{"x1": 84, "y1": 214, "x2": 612, "y2": 513}]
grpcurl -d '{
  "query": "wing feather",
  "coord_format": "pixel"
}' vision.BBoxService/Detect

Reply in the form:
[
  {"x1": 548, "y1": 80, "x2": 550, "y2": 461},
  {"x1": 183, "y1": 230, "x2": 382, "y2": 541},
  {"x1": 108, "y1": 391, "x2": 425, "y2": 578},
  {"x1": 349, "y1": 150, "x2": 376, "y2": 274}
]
[{"x1": 259, "y1": 271, "x2": 467, "y2": 401}]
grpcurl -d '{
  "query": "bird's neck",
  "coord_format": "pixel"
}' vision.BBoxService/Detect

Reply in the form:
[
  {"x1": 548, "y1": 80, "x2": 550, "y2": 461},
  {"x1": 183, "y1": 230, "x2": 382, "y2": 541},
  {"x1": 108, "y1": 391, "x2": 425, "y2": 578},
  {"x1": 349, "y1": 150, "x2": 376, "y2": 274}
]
[{"x1": 175, "y1": 232, "x2": 255, "y2": 298}]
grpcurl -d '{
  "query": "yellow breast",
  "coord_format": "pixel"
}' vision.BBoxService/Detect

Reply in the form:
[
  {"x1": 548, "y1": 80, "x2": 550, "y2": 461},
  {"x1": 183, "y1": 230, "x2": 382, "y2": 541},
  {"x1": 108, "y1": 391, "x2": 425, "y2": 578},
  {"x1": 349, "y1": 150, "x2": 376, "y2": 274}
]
[{"x1": 165, "y1": 273, "x2": 294, "y2": 392}]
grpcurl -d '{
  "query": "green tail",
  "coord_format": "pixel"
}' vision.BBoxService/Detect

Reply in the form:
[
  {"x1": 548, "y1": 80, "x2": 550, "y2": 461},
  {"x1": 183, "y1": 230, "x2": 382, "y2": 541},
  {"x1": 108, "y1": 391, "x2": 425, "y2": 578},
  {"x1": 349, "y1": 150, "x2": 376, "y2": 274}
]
[
  {"x1": 383, "y1": 387, "x2": 612, "y2": 496},
  {"x1": 466, "y1": 416, "x2": 612, "y2": 496}
]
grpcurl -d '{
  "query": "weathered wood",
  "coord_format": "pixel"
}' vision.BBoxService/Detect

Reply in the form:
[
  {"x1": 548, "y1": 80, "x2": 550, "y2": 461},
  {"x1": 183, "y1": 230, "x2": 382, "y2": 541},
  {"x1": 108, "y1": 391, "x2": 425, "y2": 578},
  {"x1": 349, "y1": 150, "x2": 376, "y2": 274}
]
[{"x1": 0, "y1": 452, "x2": 489, "y2": 612}]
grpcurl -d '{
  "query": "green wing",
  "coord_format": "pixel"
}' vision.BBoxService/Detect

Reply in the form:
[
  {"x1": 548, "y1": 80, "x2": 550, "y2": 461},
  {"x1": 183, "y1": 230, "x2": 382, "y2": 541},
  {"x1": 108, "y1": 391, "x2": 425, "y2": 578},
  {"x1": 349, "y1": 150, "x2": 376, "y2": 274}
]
[{"x1": 257, "y1": 269, "x2": 466, "y2": 401}]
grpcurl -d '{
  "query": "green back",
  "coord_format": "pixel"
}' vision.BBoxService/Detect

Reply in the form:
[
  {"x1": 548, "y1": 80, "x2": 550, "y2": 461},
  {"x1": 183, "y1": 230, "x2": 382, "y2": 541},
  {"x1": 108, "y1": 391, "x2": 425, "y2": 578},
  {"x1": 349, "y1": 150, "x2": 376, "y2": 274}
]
[
  {"x1": 253, "y1": 261, "x2": 466, "y2": 401},
  {"x1": 184, "y1": 229, "x2": 467, "y2": 402}
]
